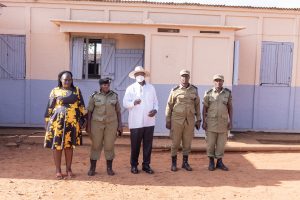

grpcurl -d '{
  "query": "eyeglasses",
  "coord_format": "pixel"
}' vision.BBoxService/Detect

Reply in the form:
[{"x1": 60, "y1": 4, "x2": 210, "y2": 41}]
[{"x1": 62, "y1": 79, "x2": 72, "y2": 82}]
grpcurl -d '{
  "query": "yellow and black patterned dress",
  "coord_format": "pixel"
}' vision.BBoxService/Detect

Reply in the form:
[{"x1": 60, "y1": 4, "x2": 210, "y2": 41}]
[{"x1": 44, "y1": 86, "x2": 87, "y2": 150}]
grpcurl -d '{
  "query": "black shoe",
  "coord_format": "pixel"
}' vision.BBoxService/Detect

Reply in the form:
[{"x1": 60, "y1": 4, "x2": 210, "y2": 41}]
[
  {"x1": 216, "y1": 158, "x2": 229, "y2": 171},
  {"x1": 182, "y1": 155, "x2": 192, "y2": 171},
  {"x1": 208, "y1": 157, "x2": 215, "y2": 171},
  {"x1": 131, "y1": 166, "x2": 139, "y2": 174},
  {"x1": 88, "y1": 159, "x2": 97, "y2": 176},
  {"x1": 106, "y1": 160, "x2": 115, "y2": 176},
  {"x1": 142, "y1": 165, "x2": 154, "y2": 174},
  {"x1": 171, "y1": 156, "x2": 177, "y2": 172}
]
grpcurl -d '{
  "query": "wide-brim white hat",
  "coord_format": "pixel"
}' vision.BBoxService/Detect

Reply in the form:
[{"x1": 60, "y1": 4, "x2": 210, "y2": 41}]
[{"x1": 128, "y1": 66, "x2": 150, "y2": 79}]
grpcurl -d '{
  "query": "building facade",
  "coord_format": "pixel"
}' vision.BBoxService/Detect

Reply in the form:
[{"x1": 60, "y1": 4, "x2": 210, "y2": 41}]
[{"x1": 1, "y1": 0, "x2": 300, "y2": 135}]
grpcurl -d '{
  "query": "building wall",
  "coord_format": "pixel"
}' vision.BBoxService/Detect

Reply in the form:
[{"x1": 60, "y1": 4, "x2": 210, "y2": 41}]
[{"x1": 1, "y1": 0, "x2": 300, "y2": 133}]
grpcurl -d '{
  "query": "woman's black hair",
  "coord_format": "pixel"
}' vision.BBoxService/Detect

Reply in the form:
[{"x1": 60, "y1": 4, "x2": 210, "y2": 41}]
[{"x1": 57, "y1": 70, "x2": 75, "y2": 88}]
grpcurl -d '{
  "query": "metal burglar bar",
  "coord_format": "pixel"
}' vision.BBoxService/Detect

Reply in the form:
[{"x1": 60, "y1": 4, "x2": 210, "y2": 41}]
[{"x1": 71, "y1": 37, "x2": 103, "y2": 79}]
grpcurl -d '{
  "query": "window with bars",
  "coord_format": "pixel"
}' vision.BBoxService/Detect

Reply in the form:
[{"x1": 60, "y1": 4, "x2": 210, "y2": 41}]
[
  {"x1": 71, "y1": 37, "x2": 118, "y2": 80},
  {"x1": 71, "y1": 37, "x2": 103, "y2": 79}
]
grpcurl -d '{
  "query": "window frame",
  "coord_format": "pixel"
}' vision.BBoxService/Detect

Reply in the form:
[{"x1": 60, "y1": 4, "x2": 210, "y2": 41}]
[{"x1": 70, "y1": 35, "x2": 103, "y2": 80}]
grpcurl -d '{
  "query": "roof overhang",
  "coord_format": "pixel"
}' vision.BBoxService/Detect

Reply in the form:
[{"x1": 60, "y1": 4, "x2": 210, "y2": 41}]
[{"x1": 51, "y1": 19, "x2": 244, "y2": 34}]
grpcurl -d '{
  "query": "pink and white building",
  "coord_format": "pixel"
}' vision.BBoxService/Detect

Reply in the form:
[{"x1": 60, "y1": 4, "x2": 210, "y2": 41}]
[{"x1": 1, "y1": 0, "x2": 300, "y2": 135}]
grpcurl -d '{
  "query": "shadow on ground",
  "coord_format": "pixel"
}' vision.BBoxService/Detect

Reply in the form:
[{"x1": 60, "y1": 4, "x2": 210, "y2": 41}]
[{"x1": 0, "y1": 138, "x2": 300, "y2": 188}]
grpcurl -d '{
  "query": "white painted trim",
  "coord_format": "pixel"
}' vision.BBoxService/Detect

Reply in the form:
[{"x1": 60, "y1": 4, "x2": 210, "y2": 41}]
[
  {"x1": 51, "y1": 19, "x2": 244, "y2": 31},
  {"x1": 233, "y1": 40, "x2": 240, "y2": 85}
]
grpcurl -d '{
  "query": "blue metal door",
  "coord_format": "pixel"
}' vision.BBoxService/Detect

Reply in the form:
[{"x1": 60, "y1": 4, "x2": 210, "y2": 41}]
[
  {"x1": 254, "y1": 41, "x2": 294, "y2": 130},
  {"x1": 0, "y1": 35, "x2": 26, "y2": 125},
  {"x1": 114, "y1": 49, "x2": 144, "y2": 125}
]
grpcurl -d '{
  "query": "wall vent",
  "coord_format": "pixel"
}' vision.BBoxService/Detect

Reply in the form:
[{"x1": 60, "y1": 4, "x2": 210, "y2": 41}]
[
  {"x1": 158, "y1": 28, "x2": 180, "y2": 33},
  {"x1": 200, "y1": 31, "x2": 220, "y2": 34}
]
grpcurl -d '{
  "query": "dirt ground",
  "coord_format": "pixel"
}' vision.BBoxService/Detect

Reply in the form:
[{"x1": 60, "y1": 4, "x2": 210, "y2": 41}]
[{"x1": 1, "y1": 131, "x2": 300, "y2": 200}]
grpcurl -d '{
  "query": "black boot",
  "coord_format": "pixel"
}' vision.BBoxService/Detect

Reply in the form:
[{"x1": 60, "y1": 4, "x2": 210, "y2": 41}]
[
  {"x1": 106, "y1": 160, "x2": 115, "y2": 176},
  {"x1": 88, "y1": 159, "x2": 97, "y2": 176},
  {"x1": 182, "y1": 155, "x2": 192, "y2": 171},
  {"x1": 208, "y1": 157, "x2": 215, "y2": 171},
  {"x1": 171, "y1": 156, "x2": 177, "y2": 172},
  {"x1": 216, "y1": 158, "x2": 229, "y2": 171},
  {"x1": 142, "y1": 164, "x2": 154, "y2": 174}
]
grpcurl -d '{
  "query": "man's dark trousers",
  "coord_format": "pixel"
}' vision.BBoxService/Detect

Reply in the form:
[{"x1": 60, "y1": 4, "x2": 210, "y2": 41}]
[{"x1": 130, "y1": 126, "x2": 154, "y2": 167}]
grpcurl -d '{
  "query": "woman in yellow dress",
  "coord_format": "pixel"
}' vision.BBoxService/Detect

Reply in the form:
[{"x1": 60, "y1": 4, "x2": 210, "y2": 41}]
[{"x1": 44, "y1": 71, "x2": 86, "y2": 179}]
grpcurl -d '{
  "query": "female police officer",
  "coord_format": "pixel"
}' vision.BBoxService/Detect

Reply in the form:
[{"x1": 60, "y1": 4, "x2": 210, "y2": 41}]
[{"x1": 86, "y1": 78, "x2": 123, "y2": 176}]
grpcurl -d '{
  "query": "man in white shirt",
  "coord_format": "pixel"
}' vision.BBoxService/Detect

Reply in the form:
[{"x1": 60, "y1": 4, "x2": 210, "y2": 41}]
[{"x1": 123, "y1": 66, "x2": 158, "y2": 174}]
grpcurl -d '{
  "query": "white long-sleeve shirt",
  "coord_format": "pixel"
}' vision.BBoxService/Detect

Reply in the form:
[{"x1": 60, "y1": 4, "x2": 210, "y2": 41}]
[{"x1": 123, "y1": 82, "x2": 159, "y2": 129}]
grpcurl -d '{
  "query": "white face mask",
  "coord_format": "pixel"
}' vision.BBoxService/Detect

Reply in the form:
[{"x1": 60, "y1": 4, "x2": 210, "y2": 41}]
[{"x1": 135, "y1": 75, "x2": 145, "y2": 83}]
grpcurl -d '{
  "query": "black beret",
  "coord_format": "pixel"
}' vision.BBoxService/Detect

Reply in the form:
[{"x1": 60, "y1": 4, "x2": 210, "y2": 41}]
[{"x1": 99, "y1": 77, "x2": 111, "y2": 85}]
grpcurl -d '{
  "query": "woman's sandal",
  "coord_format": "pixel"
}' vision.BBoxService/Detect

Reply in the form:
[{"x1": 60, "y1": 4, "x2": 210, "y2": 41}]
[
  {"x1": 56, "y1": 173, "x2": 64, "y2": 180},
  {"x1": 66, "y1": 171, "x2": 76, "y2": 179}
]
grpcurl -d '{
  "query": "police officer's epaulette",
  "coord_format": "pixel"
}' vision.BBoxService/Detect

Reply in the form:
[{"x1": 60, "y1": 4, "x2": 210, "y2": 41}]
[
  {"x1": 90, "y1": 91, "x2": 98, "y2": 97},
  {"x1": 224, "y1": 88, "x2": 232, "y2": 93},
  {"x1": 205, "y1": 89, "x2": 213, "y2": 94},
  {"x1": 110, "y1": 90, "x2": 118, "y2": 96},
  {"x1": 172, "y1": 85, "x2": 180, "y2": 91},
  {"x1": 191, "y1": 84, "x2": 198, "y2": 89},
  {"x1": 191, "y1": 84, "x2": 198, "y2": 94}
]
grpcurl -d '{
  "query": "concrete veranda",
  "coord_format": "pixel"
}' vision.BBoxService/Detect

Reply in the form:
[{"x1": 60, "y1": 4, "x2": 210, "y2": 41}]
[{"x1": 1, "y1": 128, "x2": 300, "y2": 152}]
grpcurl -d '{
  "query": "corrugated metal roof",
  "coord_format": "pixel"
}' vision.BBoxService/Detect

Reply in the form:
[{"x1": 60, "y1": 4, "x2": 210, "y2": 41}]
[{"x1": 72, "y1": 0, "x2": 300, "y2": 10}]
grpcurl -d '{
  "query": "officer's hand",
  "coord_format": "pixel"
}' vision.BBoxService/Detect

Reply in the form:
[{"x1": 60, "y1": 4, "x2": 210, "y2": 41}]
[
  {"x1": 117, "y1": 126, "x2": 123, "y2": 136},
  {"x1": 166, "y1": 122, "x2": 171, "y2": 130},
  {"x1": 134, "y1": 99, "x2": 141, "y2": 106},
  {"x1": 202, "y1": 121, "x2": 207, "y2": 130},
  {"x1": 195, "y1": 120, "x2": 201, "y2": 130},
  {"x1": 148, "y1": 109, "x2": 157, "y2": 117},
  {"x1": 227, "y1": 122, "x2": 232, "y2": 130}
]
